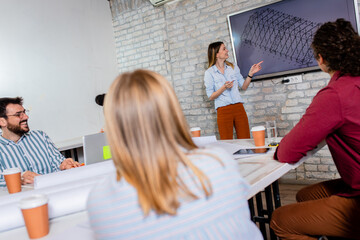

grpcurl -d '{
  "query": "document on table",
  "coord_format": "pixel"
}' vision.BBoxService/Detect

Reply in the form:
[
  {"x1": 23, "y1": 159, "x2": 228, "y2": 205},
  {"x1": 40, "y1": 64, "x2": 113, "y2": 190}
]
[
  {"x1": 192, "y1": 135, "x2": 217, "y2": 147},
  {"x1": 192, "y1": 135, "x2": 254, "y2": 156}
]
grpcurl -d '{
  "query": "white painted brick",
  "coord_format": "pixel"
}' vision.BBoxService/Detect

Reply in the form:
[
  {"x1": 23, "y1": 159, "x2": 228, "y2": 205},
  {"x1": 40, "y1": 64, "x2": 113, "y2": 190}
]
[
  {"x1": 296, "y1": 82, "x2": 310, "y2": 90},
  {"x1": 298, "y1": 99, "x2": 312, "y2": 105},
  {"x1": 304, "y1": 164, "x2": 317, "y2": 171},
  {"x1": 285, "y1": 99, "x2": 298, "y2": 106},
  {"x1": 254, "y1": 103, "x2": 268, "y2": 109},
  {"x1": 305, "y1": 89, "x2": 319, "y2": 97},
  {"x1": 287, "y1": 85, "x2": 296, "y2": 90},
  {"x1": 311, "y1": 80, "x2": 327, "y2": 88},
  {"x1": 306, "y1": 157, "x2": 321, "y2": 164},
  {"x1": 320, "y1": 158, "x2": 334, "y2": 164},
  {"x1": 264, "y1": 94, "x2": 286, "y2": 101},
  {"x1": 288, "y1": 91, "x2": 304, "y2": 98},
  {"x1": 330, "y1": 166, "x2": 338, "y2": 172},
  {"x1": 281, "y1": 106, "x2": 306, "y2": 114},
  {"x1": 287, "y1": 114, "x2": 301, "y2": 121},
  {"x1": 296, "y1": 172, "x2": 305, "y2": 180},
  {"x1": 318, "y1": 165, "x2": 329, "y2": 172},
  {"x1": 262, "y1": 88, "x2": 273, "y2": 94},
  {"x1": 243, "y1": 88, "x2": 261, "y2": 95},
  {"x1": 247, "y1": 95, "x2": 264, "y2": 102}
]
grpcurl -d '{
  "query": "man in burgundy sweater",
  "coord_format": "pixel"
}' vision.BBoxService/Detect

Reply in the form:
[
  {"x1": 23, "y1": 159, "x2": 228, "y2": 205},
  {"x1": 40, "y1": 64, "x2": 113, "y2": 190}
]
[{"x1": 270, "y1": 19, "x2": 360, "y2": 240}]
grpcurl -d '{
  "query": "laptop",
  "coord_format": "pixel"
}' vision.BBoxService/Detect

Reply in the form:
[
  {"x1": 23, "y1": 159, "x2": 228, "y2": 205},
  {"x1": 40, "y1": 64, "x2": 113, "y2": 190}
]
[{"x1": 82, "y1": 132, "x2": 112, "y2": 165}]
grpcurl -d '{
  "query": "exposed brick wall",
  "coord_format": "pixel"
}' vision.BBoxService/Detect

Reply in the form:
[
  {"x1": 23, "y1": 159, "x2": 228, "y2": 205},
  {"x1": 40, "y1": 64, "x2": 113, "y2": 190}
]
[{"x1": 108, "y1": 0, "x2": 359, "y2": 183}]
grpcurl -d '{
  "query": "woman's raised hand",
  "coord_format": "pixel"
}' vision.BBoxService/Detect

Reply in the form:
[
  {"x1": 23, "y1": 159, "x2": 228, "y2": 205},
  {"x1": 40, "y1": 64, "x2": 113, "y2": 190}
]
[{"x1": 249, "y1": 61, "x2": 264, "y2": 76}]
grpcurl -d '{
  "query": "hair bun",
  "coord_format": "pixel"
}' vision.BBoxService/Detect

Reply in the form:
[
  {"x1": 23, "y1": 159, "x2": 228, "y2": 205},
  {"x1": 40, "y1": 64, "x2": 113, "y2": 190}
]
[{"x1": 95, "y1": 94, "x2": 106, "y2": 106}]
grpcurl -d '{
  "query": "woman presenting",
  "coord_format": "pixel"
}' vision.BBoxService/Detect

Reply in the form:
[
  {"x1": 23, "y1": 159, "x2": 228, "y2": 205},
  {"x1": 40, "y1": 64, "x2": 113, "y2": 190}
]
[{"x1": 204, "y1": 41, "x2": 263, "y2": 140}]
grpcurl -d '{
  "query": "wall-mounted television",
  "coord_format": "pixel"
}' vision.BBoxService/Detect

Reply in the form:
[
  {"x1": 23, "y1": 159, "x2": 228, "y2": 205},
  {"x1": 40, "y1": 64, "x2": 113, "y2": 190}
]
[{"x1": 227, "y1": 0, "x2": 360, "y2": 80}]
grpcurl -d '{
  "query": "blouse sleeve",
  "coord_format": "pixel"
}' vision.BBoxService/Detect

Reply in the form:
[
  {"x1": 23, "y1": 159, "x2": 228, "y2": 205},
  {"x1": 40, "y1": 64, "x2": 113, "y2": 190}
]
[
  {"x1": 204, "y1": 69, "x2": 215, "y2": 98},
  {"x1": 234, "y1": 65, "x2": 245, "y2": 88}
]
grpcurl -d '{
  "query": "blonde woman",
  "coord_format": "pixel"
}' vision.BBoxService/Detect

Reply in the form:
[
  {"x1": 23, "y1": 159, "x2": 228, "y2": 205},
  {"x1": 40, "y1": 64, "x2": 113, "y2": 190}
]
[
  {"x1": 86, "y1": 70, "x2": 262, "y2": 240},
  {"x1": 204, "y1": 41, "x2": 263, "y2": 140}
]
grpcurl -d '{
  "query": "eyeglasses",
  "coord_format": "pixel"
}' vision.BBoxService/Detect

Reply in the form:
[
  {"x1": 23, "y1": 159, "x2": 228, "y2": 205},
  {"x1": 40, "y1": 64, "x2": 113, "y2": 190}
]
[{"x1": 6, "y1": 109, "x2": 30, "y2": 118}]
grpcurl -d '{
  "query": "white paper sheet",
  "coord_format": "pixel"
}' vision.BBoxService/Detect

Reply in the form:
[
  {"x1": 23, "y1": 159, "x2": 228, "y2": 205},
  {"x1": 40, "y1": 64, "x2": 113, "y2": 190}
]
[
  {"x1": 191, "y1": 135, "x2": 217, "y2": 147},
  {"x1": 34, "y1": 160, "x2": 115, "y2": 189},
  {"x1": 206, "y1": 141, "x2": 243, "y2": 155},
  {"x1": 192, "y1": 136, "x2": 260, "y2": 156}
]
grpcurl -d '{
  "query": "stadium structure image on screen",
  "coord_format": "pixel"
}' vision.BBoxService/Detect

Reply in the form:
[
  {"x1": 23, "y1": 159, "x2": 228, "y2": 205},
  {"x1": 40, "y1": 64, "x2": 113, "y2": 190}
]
[
  {"x1": 241, "y1": 8, "x2": 321, "y2": 67},
  {"x1": 228, "y1": 0, "x2": 359, "y2": 80}
]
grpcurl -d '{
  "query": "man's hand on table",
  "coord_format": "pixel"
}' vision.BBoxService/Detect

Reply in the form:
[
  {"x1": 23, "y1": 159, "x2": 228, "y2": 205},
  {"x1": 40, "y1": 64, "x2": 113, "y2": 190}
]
[
  {"x1": 21, "y1": 171, "x2": 40, "y2": 185},
  {"x1": 60, "y1": 158, "x2": 81, "y2": 170}
]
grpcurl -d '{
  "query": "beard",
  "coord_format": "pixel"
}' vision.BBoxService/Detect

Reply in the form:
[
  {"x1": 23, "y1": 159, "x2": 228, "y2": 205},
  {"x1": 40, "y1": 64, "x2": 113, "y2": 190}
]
[{"x1": 7, "y1": 120, "x2": 30, "y2": 135}]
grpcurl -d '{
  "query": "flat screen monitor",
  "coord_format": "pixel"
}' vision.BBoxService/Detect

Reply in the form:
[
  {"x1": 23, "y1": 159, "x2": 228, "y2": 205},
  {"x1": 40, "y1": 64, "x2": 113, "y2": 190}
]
[{"x1": 227, "y1": 0, "x2": 360, "y2": 80}]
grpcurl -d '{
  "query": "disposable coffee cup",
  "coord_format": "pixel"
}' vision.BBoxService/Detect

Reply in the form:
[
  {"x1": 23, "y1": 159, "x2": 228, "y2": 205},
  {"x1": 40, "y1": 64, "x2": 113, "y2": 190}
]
[
  {"x1": 251, "y1": 126, "x2": 266, "y2": 147},
  {"x1": 20, "y1": 194, "x2": 49, "y2": 239},
  {"x1": 190, "y1": 127, "x2": 201, "y2": 137},
  {"x1": 2, "y1": 168, "x2": 21, "y2": 194}
]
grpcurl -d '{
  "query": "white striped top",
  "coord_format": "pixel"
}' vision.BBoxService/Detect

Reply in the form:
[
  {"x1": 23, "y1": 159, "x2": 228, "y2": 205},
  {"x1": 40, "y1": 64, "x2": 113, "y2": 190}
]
[
  {"x1": 87, "y1": 147, "x2": 263, "y2": 240},
  {"x1": 0, "y1": 130, "x2": 64, "y2": 187}
]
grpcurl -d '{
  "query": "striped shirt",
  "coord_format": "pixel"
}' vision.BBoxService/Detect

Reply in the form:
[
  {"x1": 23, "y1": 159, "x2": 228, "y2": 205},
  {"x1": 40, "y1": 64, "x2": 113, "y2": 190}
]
[
  {"x1": 87, "y1": 147, "x2": 263, "y2": 240},
  {"x1": 0, "y1": 130, "x2": 65, "y2": 187}
]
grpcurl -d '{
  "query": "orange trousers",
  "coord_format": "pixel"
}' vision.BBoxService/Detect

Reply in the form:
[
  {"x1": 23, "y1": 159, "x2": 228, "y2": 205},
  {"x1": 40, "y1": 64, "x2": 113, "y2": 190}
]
[
  {"x1": 217, "y1": 103, "x2": 250, "y2": 140},
  {"x1": 270, "y1": 179, "x2": 360, "y2": 240}
]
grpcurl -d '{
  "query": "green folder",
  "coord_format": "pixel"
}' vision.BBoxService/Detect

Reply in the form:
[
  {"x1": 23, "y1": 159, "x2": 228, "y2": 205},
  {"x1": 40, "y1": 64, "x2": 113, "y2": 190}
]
[{"x1": 102, "y1": 145, "x2": 112, "y2": 160}]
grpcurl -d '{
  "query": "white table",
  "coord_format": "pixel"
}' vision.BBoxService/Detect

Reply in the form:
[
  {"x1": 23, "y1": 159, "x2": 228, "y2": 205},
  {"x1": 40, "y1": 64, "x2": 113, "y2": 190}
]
[
  {"x1": 0, "y1": 138, "x2": 323, "y2": 240},
  {"x1": 224, "y1": 138, "x2": 324, "y2": 240},
  {"x1": 223, "y1": 139, "x2": 306, "y2": 199},
  {"x1": 0, "y1": 211, "x2": 94, "y2": 240},
  {"x1": 0, "y1": 184, "x2": 34, "y2": 197}
]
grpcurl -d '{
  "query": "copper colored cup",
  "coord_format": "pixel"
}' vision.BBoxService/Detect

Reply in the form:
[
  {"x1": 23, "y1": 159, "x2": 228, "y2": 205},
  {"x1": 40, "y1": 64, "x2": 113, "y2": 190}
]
[
  {"x1": 251, "y1": 126, "x2": 266, "y2": 147},
  {"x1": 2, "y1": 168, "x2": 21, "y2": 194},
  {"x1": 20, "y1": 195, "x2": 49, "y2": 239},
  {"x1": 190, "y1": 127, "x2": 201, "y2": 137}
]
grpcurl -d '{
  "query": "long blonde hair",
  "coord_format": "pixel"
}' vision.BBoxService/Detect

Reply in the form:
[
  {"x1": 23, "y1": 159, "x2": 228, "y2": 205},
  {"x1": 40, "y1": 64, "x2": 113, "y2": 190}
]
[
  {"x1": 207, "y1": 41, "x2": 234, "y2": 69},
  {"x1": 104, "y1": 69, "x2": 213, "y2": 216}
]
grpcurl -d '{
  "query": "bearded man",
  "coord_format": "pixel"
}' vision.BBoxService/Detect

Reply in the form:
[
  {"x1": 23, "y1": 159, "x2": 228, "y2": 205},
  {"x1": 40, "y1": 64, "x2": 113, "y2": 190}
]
[{"x1": 0, "y1": 97, "x2": 80, "y2": 186}]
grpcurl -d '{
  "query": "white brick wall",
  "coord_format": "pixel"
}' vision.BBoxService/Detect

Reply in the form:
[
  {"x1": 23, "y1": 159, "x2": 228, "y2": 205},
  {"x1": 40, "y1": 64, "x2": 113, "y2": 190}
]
[{"x1": 109, "y1": 0, "x2": 360, "y2": 183}]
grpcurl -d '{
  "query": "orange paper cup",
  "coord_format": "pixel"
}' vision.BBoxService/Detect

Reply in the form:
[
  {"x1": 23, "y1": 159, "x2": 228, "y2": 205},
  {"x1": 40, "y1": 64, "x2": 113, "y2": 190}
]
[
  {"x1": 20, "y1": 194, "x2": 49, "y2": 239},
  {"x1": 251, "y1": 126, "x2": 266, "y2": 147},
  {"x1": 190, "y1": 127, "x2": 201, "y2": 137},
  {"x1": 2, "y1": 168, "x2": 21, "y2": 194}
]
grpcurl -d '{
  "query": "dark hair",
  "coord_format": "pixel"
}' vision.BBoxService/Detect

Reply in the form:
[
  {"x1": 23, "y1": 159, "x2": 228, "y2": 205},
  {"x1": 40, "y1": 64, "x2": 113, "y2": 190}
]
[
  {"x1": 311, "y1": 18, "x2": 360, "y2": 76},
  {"x1": 95, "y1": 94, "x2": 106, "y2": 106},
  {"x1": 0, "y1": 97, "x2": 23, "y2": 118},
  {"x1": 207, "y1": 41, "x2": 234, "y2": 69}
]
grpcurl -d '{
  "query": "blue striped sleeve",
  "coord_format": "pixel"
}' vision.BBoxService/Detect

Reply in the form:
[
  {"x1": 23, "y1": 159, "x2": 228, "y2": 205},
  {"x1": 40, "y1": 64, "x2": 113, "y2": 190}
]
[
  {"x1": 0, "y1": 130, "x2": 65, "y2": 187},
  {"x1": 40, "y1": 131, "x2": 64, "y2": 171}
]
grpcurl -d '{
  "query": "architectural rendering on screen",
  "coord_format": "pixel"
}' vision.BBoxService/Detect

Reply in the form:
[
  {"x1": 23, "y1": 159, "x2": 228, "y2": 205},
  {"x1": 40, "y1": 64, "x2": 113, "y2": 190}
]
[
  {"x1": 241, "y1": 8, "x2": 321, "y2": 67},
  {"x1": 228, "y1": 0, "x2": 359, "y2": 80}
]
